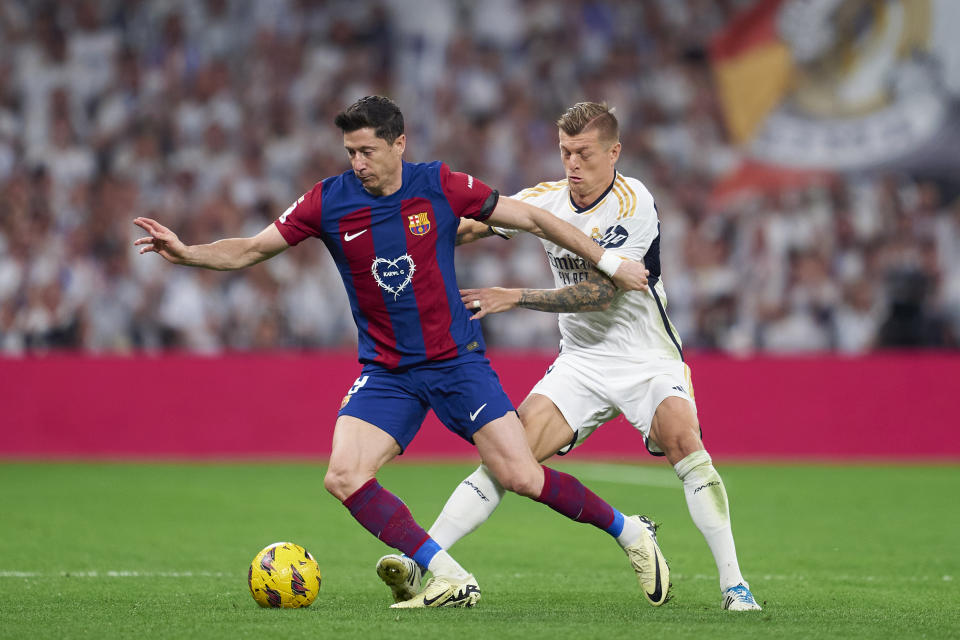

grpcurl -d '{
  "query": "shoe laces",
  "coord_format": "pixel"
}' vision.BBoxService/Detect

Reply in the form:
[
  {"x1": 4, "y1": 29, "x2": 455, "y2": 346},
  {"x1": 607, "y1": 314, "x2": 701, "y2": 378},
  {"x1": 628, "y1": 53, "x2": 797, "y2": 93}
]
[{"x1": 726, "y1": 584, "x2": 756, "y2": 603}]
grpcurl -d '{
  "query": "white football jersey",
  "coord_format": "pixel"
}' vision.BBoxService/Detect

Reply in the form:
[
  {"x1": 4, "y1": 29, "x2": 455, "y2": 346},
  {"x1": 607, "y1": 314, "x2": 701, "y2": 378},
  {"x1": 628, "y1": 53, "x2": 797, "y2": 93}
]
[{"x1": 504, "y1": 173, "x2": 683, "y2": 361}]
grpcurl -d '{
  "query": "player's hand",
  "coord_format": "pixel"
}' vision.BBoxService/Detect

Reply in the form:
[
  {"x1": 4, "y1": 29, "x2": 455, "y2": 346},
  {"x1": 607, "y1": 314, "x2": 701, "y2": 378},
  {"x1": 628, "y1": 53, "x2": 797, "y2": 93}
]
[
  {"x1": 610, "y1": 259, "x2": 649, "y2": 292},
  {"x1": 460, "y1": 287, "x2": 522, "y2": 320},
  {"x1": 133, "y1": 217, "x2": 190, "y2": 264}
]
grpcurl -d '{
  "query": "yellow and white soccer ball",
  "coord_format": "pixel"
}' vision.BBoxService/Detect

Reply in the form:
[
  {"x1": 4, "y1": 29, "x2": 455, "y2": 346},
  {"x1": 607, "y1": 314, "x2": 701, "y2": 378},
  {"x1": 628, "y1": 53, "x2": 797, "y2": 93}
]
[{"x1": 247, "y1": 542, "x2": 322, "y2": 608}]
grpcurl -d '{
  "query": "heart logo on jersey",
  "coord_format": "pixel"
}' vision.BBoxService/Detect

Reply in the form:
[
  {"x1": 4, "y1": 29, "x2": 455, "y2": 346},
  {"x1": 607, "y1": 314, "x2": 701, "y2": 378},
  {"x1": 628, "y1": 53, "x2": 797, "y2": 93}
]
[{"x1": 371, "y1": 254, "x2": 417, "y2": 299}]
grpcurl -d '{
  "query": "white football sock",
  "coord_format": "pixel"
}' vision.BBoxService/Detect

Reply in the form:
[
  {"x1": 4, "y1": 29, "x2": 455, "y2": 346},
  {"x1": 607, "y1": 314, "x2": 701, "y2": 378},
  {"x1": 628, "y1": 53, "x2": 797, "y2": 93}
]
[
  {"x1": 425, "y1": 549, "x2": 471, "y2": 581},
  {"x1": 675, "y1": 450, "x2": 746, "y2": 592},
  {"x1": 428, "y1": 465, "x2": 505, "y2": 550},
  {"x1": 615, "y1": 513, "x2": 645, "y2": 549}
]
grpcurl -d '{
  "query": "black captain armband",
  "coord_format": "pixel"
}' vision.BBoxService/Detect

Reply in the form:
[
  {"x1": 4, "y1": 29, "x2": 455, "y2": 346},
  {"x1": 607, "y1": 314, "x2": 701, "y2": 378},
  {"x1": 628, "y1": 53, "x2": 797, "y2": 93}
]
[{"x1": 478, "y1": 190, "x2": 499, "y2": 219}]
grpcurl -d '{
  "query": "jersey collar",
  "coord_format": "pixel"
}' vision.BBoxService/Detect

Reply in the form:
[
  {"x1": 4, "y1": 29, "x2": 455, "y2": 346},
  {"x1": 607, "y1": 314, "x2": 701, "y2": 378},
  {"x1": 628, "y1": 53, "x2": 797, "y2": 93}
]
[{"x1": 569, "y1": 171, "x2": 617, "y2": 214}]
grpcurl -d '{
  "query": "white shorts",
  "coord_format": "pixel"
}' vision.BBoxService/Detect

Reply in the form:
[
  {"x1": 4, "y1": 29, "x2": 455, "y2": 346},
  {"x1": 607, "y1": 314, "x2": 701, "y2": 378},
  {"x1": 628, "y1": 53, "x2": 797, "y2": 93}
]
[{"x1": 529, "y1": 351, "x2": 696, "y2": 457}]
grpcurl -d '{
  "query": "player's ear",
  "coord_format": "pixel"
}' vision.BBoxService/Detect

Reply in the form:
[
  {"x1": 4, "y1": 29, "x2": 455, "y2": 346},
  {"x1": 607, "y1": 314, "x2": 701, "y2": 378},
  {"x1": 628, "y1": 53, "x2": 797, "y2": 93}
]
[
  {"x1": 393, "y1": 134, "x2": 406, "y2": 156},
  {"x1": 609, "y1": 141, "x2": 622, "y2": 163}
]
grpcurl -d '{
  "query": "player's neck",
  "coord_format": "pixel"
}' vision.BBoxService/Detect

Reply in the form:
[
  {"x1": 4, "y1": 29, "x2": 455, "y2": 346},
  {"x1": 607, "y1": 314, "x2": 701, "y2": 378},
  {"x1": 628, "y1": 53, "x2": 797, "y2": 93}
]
[
  {"x1": 569, "y1": 172, "x2": 616, "y2": 209},
  {"x1": 364, "y1": 174, "x2": 403, "y2": 197},
  {"x1": 362, "y1": 164, "x2": 404, "y2": 197}
]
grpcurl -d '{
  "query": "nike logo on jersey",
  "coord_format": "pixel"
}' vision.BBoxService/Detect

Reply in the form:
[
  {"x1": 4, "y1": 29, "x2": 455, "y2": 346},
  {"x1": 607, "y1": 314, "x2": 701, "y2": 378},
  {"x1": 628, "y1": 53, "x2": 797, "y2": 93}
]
[
  {"x1": 469, "y1": 403, "x2": 487, "y2": 422},
  {"x1": 344, "y1": 229, "x2": 368, "y2": 241}
]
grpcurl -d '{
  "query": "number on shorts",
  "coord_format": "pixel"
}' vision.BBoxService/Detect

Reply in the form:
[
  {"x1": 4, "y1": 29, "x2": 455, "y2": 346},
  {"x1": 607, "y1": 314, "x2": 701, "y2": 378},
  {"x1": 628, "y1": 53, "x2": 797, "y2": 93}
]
[{"x1": 348, "y1": 375, "x2": 369, "y2": 395}]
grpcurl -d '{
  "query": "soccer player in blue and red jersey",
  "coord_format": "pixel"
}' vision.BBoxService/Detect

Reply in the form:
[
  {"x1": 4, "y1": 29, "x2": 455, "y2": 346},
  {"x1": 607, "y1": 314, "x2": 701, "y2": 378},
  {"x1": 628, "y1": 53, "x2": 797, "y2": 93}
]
[{"x1": 133, "y1": 96, "x2": 668, "y2": 609}]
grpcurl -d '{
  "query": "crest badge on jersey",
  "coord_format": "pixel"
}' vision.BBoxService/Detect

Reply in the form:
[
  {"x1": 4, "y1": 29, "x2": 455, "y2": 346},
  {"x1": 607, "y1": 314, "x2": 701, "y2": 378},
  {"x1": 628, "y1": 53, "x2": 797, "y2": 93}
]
[{"x1": 408, "y1": 212, "x2": 431, "y2": 236}]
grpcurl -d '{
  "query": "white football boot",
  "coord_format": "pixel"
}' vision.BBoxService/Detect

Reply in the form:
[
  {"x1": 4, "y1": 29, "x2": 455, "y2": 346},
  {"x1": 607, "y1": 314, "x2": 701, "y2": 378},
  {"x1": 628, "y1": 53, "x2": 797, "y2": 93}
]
[
  {"x1": 624, "y1": 515, "x2": 671, "y2": 606},
  {"x1": 389, "y1": 575, "x2": 481, "y2": 609},
  {"x1": 722, "y1": 583, "x2": 762, "y2": 611},
  {"x1": 376, "y1": 554, "x2": 422, "y2": 603}
]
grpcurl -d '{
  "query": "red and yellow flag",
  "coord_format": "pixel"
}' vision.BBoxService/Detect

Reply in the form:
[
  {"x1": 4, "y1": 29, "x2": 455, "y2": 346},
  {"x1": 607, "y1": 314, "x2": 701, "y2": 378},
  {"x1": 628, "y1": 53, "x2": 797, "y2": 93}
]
[{"x1": 710, "y1": 0, "x2": 793, "y2": 144}]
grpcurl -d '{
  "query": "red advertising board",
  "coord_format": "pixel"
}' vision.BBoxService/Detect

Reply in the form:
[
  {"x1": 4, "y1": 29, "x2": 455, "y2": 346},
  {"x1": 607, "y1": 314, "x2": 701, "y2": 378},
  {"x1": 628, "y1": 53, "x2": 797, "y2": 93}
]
[{"x1": 1, "y1": 352, "x2": 956, "y2": 460}]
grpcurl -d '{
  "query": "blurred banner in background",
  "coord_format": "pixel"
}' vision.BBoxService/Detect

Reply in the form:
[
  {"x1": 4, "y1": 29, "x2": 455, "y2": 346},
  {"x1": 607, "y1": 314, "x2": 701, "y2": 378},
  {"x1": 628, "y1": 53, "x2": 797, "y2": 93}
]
[{"x1": 712, "y1": 0, "x2": 960, "y2": 198}]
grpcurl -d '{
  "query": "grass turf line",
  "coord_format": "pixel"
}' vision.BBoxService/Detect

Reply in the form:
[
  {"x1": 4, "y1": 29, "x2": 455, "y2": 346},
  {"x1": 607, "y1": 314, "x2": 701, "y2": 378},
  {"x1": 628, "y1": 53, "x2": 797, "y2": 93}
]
[{"x1": 0, "y1": 462, "x2": 957, "y2": 639}]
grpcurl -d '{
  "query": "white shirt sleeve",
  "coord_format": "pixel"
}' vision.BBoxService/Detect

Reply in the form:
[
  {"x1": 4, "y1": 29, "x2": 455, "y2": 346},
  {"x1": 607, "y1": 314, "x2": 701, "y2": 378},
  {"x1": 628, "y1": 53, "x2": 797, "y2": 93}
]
[{"x1": 597, "y1": 189, "x2": 659, "y2": 262}]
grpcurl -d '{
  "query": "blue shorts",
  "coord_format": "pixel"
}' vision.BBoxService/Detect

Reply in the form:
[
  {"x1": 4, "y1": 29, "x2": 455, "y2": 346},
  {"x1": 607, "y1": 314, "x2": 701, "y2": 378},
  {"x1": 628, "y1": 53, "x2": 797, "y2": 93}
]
[{"x1": 337, "y1": 356, "x2": 515, "y2": 452}]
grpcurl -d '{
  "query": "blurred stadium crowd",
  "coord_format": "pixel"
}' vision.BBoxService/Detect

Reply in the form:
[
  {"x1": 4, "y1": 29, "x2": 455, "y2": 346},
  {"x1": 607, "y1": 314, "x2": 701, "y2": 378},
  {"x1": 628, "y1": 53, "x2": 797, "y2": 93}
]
[{"x1": 1, "y1": 0, "x2": 958, "y2": 355}]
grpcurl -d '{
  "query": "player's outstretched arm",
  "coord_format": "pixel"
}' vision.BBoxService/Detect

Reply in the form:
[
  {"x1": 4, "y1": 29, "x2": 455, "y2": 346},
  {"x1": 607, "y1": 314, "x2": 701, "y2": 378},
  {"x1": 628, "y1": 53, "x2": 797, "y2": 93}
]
[
  {"x1": 455, "y1": 218, "x2": 514, "y2": 245},
  {"x1": 461, "y1": 275, "x2": 616, "y2": 320},
  {"x1": 133, "y1": 217, "x2": 289, "y2": 270},
  {"x1": 456, "y1": 219, "x2": 495, "y2": 245},
  {"x1": 487, "y1": 197, "x2": 648, "y2": 292}
]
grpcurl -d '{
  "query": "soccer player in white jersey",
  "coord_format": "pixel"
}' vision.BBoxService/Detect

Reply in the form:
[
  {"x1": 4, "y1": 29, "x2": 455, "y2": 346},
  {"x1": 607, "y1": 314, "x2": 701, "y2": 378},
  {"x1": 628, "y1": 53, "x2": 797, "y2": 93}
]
[{"x1": 376, "y1": 102, "x2": 761, "y2": 611}]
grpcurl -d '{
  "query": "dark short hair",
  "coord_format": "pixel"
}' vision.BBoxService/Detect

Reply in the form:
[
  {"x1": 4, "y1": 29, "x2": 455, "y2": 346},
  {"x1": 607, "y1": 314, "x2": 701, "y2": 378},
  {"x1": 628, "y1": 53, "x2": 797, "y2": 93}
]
[{"x1": 334, "y1": 96, "x2": 405, "y2": 144}]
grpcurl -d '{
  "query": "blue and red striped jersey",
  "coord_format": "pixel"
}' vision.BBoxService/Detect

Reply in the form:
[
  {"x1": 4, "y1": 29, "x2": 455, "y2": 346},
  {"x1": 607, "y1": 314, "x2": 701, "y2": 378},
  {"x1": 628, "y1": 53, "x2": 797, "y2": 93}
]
[{"x1": 274, "y1": 161, "x2": 496, "y2": 369}]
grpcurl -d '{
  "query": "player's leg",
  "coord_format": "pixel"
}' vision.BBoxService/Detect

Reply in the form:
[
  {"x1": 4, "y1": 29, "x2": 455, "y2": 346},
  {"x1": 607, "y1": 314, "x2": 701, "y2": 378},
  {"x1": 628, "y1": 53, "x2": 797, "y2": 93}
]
[
  {"x1": 397, "y1": 394, "x2": 574, "y2": 604},
  {"x1": 323, "y1": 414, "x2": 400, "y2": 501},
  {"x1": 648, "y1": 396, "x2": 760, "y2": 611},
  {"x1": 326, "y1": 414, "x2": 441, "y2": 568},
  {"x1": 472, "y1": 410, "x2": 612, "y2": 522},
  {"x1": 324, "y1": 415, "x2": 468, "y2": 578},
  {"x1": 518, "y1": 394, "x2": 670, "y2": 607},
  {"x1": 471, "y1": 410, "x2": 670, "y2": 606},
  {"x1": 427, "y1": 393, "x2": 573, "y2": 549},
  {"x1": 379, "y1": 409, "x2": 544, "y2": 602},
  {"x1": 421, "y1": 355, "x2": 669, "y2": 605},
  {"x1": 330, "y1": 369, "x2": 480, "y2": 608},
  {"x1": 429, "y1": 350, "x2": 624, "y2": 551}
]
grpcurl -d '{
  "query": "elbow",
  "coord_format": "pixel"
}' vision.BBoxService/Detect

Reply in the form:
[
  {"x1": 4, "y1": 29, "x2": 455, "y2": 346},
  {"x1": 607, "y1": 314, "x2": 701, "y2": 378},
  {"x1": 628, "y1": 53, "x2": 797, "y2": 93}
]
[
  {"x1": 592, "y1": 282, "x2": 618, "y2": 311},
  {"x1": 589, "y1": 295, "x2": 614, "y2": 312}
]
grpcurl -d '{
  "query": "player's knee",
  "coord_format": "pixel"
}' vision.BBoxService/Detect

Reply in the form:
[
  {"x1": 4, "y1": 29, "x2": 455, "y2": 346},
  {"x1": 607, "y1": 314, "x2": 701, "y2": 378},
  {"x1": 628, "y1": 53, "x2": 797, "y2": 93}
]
[
  {"x1": 656, "y1": 425, "x2": 702, "y2": 460},
  {"x1": 495, "y1": 467, "x2": 542, "y2": 498},
  {"x1": 323, "y1": 466, "x2": 356, "y2": 502}
]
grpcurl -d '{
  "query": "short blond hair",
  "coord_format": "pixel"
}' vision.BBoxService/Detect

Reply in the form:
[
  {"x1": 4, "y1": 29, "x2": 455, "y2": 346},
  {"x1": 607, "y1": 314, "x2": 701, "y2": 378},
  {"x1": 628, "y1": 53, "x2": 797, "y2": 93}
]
[{"x1": 556, "y1": 102, "x2": 619, "y2": 145}]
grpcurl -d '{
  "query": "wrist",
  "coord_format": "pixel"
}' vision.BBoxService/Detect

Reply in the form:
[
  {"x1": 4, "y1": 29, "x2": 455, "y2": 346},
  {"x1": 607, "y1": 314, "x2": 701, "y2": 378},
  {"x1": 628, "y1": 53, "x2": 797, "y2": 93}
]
[
  {"x1": 596, "y1": 250, "x2": 622, "y2": 278},
  {"x1": 181, "y1": 245, "x2": 200, "y2": 266}
]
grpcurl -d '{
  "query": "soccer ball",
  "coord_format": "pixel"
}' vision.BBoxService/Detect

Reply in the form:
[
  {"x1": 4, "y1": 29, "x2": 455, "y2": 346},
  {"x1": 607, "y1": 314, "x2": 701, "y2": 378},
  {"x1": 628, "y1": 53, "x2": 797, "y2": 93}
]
[{"x1": 247, "y1": 542, "x2": 322, "y2": 608}]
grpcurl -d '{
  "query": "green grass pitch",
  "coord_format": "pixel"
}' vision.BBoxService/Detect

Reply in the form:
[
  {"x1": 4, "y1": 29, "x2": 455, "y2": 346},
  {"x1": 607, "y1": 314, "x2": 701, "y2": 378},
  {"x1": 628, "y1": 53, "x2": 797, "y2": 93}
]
[{"x1": 1, "y1": 461, "x2": 957, "y2": 639}]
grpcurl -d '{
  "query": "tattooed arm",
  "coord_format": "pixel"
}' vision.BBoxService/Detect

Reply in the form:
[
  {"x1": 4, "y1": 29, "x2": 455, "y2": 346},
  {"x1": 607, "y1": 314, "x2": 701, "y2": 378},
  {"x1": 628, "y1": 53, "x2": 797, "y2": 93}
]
[
  {"x1": 460, "y1": 272, "x2": 618, "y2": 320},
  {"x1": 517, "y1": 275, "x2": 618, "y2": 312}
]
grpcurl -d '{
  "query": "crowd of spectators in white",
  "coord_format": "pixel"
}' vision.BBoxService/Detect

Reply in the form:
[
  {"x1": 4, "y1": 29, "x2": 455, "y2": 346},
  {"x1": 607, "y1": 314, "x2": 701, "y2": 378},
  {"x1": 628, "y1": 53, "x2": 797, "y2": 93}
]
[{"x1": 1, "y1": 0, "x2": 958, "y2": 355}]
